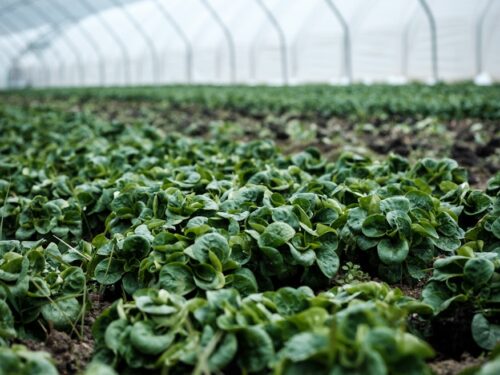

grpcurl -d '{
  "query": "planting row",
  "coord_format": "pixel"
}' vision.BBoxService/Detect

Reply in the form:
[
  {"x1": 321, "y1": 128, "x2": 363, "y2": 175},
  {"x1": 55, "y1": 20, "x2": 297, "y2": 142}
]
[{"x1": 0, "y1": 103, "x2": 499, "y2": 373}]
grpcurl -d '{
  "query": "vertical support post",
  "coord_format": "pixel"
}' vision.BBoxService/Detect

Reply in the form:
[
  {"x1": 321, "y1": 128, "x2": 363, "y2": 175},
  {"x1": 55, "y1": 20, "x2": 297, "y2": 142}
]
[
  {"x1": 0, "y1": 20, "x2": 50, "y2": 86},
  {"x1": 418, "y1": 0, "x2": 438, "y2": 82},
  {"x1": 56, "y1": 1, "x2": 106, "y2": 85},
  {"x1": 290, "y1": 0, "x2": 313, "y2": 80},
  {"x1": 0, "y1": 48, "x2": 13, "y2": 88},
  {"x1": 324, "y1": 0, "x2": 352, "y2": 83},
  {"x1": 18, "y1": 2, "x2": 67, "y2": 87},
  {"x1": 110, "y1": 0, "x2": 160, "y2": 83},
  {"x1": 255, "y1": 0, "x2": 288, "y2": 85},
  {"x1": 476, "y1": 0, "x2": 494, "y2": 76},
  {"x1": 81, "y1": 0, "x2": 131, "y2": 85},
  {"x1": 200, "y1": 0, "x2": 236, "y2": 83},
  {"x1": 153, "y1": 0, "x2": 193, "y2": 83},
  {"x1": 31, "y1": 0, "x2": 85, "y2": 85},
  {"x1": 0, "y1": 29, "x2": 28, "y2": 87},
  {"x1": 401, "y1": 4, "x2": 419, "y2": 78}
]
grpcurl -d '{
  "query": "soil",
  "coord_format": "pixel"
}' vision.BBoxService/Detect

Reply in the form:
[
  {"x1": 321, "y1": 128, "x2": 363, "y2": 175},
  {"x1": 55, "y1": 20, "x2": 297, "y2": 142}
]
[
  {"x1": 17, "y1": 292, "x2": 111, "y2": 375},
  {"x1": 430, "y1": 353, "x2": 485, "y2": 375},
  {"x1": 9, "y1": 96, "x2": 496, "y2": 189},
  {"x1": 396, "y1": 279, "x2": 426, "y2": 300}
]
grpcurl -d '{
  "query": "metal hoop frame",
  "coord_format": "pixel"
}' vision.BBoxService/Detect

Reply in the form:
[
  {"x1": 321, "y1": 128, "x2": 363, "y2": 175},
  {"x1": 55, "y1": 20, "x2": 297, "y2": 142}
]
[
  {"x1": 109, "y1": 0, "x2": 160, "y2": 83},
  {"x1": 200, "y1": 0, "x2": 236, "y2": 83},
  {"x1": 476, "y1": 0, "x2": 494, "y2": 76},
  {"x1": 30, "y1": 0, "x2": 85, "y2": 85},
  {"x1": 418, "y1": 0, "x2": 438, "y2": 82},
  {"x1": 56, "y1": 1, "x2": 106, "y2": 85},
  {"x1": 153, "y1": 0, "x2": 193, "y2": 83},
  {"x1": 255, "y1": 0, "x2": 288, "y2": 85},
  {"x1": 324, "y1": 0, "x2": 352, "y2": 83},
  {"x1": 0, "y1": 0, "x2": 498, "y2": 87}
]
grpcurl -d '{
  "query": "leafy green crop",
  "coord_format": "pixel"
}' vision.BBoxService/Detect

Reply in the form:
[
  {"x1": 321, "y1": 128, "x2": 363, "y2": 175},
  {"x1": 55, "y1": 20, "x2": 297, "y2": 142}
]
[
  {"x1": 423, "y1": 242, "x2": 500, "y2": 350},
  {"x1": 0, "y1": 345, "x2": 58, "y2": 375},
  {"x1": 5, "y1": 83, "x2": 500, "y2": 120},
  {"x1": 0, "y1": 240, "x2": 86, "y2": 336},
  {"x1": 92, "y1": 282, "x2": 434, "y2": 374},
  {"x1": 0, "y1": 97, "x2": 499, "y2": 374}
]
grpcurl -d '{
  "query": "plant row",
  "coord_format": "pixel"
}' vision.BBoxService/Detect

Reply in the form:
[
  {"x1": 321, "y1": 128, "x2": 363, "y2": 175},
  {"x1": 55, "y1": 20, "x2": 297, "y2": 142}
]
[
  {"x1": 0, "y1": 103, "x2": 499, "y2": 373},
  {"x1": 4, "y1": 83, "x2": 500, "y2": 120}
]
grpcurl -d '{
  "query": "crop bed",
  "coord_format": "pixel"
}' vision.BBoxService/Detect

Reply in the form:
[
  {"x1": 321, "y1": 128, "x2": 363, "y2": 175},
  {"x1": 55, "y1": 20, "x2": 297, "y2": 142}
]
[{"x1": 0, "y1": 85, "x2": 499, "y2": 375}]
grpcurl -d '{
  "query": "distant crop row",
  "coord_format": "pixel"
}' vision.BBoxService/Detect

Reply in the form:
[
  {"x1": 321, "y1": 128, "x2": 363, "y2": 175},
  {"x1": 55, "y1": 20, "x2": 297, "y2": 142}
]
[{"x1": 4, "y1": 83, "x2": 500, "y2": 120}]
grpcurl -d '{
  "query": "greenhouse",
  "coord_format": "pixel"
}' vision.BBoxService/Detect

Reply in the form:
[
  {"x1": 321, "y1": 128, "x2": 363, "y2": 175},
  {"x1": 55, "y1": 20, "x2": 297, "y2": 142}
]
[
  {"x1": 0, "y1": 1, "x2": 500, "y2": 374},
  {"x1": 1, "y1": 0, "x2": 500, "y2": 87}
]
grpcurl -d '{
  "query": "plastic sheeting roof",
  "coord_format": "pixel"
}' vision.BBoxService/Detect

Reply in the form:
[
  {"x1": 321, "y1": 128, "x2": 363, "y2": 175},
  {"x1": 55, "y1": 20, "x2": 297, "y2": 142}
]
[
  {"x1": 0, "y1": 0, "x2": 141, "y2": 35},
  {"x1": 0, "y1": 0, "x2": 499, "y2": 88}
]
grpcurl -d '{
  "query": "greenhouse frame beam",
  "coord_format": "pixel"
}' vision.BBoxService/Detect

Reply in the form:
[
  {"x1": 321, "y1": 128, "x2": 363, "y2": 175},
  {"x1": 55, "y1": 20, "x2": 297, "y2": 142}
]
[
  {"x1": 324, "y1": 0, "x2": 352, "y2": 83},
  {"x1": 255, "y1": 0, "x2": 289, "y2": 85},
  {"x1": 418, "y1": 0, "x2": 438, "y2": 82},
  {"x1": 0, "y1": 18, "x2": 49, "y2": 86},
  {"x1": 200, "y1": 0, "x2": 236, "y2": 83},
  {"x1": 154, "y1": 0, "x2": 193, "y2": 83},
  {"x1": 110, "y1": 0, "x2": 160, "y2": 83},
  {"x1": 0, "y1": 25, "x2": 28, "y2": 87},
  {"x1": 80, "y1": 0, "x2": 131, "y2": 85},
  {"x1": 476, "y1": 0, "x2": 494, "y2": 76},
  {"x1": 17, "y1": 4, "x2": 68, "y2": 87},
  {"x1": 30, "y1": 0, "x2": 85, "y2": 85},
  {"x1": 401, "y1": 3, "x2": 419, "y2": 77},
  {"x1": 56, "y1": 1, "x2": 106, "y2": 85}
]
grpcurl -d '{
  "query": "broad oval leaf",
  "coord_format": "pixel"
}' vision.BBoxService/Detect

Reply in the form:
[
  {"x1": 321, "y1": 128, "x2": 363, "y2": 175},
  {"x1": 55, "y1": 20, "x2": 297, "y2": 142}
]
[
  {"x1": 464, "y1": 258, "x2": 495, "y2": 286},
  {"x1": 41, "y1": 297, "x2": 81, "y2": 330},
  {"x1": 238, "y1": 327, "x2": 274, "y2": 373},
  {"x1": 94, "y1": 258, "x2": 125, "y2": 285},
  {"x1": 258, "y1": 222, "x2": 296, "y2": 248},
  {"x1": 472, "y1": 313, "x2": 500, "y2": 350},
  {"x1": 120, "y1": 234, "x2": 151, "y2": 258},
  {"x1": 159, "y1": 262, "x2": 195, "y2": 296},
  {"x1": 190, "y1": 233, "x2": 231, "y2": 264},
  {"x1": 130, "y1": 321, "x2": 174, "y2": 355},
  {"x1": 361, "y1": 214, "x2": 388, "y2": 238},
  {"x1": 377, "y1": 237, "x2": 409, "y2": 264}
]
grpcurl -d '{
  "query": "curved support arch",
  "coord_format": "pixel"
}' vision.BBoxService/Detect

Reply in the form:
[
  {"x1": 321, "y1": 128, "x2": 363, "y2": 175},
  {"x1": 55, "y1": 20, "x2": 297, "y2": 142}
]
[
  {"x1": 0, "y1": 27, "x2": 28, "y2": 87},
  {"x1": 255, "y1": 0, "x2": 288, "y2": 85},
  {"x1": 0, "y1": 48, "x2": 13, "y2": 88},
  {"x1": 18, "y1": 3, "x2": 66, "y2": 87},
  {"x1": 80, "y1": 0, "x2": 131, "y2": 85},
  {"x1": 0, "y1": 20, "x2": 50, "y2": 86},
  {"x1": 56, "y1": 1, "x2": 106, "y2": 85},
  {"x1": 200, "y1": 0, "x2": 236, "y2": 83},
  {"x1": 324, "y1": 0, "x2": 352, "y2": 83},
  {"x1": 418, "y1": 0, "x2": 438, "y2": 82},
  {"x1": 153, "y1": 0, "x2": 193, "y2": 83},
  {"x1": 31, "y1": 0, "x2": 85, "y2": 85},
  {"x1": 289, "y1": 2, "x2": 318, "y2": 80},
  {"x1": 476, "y1": 0, "x2": 494, "y2": 75},
  {"x1": 109, "y1": 0, "x2": 160, "y2": 83},
  {"x1": 401, "y1": 2, "x2": 419, "y2": 77}
]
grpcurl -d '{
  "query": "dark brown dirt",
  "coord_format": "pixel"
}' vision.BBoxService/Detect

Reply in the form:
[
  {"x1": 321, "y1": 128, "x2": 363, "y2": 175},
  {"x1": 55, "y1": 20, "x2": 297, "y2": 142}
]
[
  {"x1": 429, "y1": 306, "x2": 481, "y2": 359},
  {"x1": 28, "y1": 97, "x2": 498, "y2": 189},
  {"x1": 429, "y1": 353, "x2": 485, "y2": 375},
  {"x1": 17, "y1": 293, "x2": 111, "y2": 375},
  {"x1": 397, "y1": 279, "x2": 426, "y2": 300},
  {"x1": 4, "y1": 95, "x2": 499, "y2": 190}
]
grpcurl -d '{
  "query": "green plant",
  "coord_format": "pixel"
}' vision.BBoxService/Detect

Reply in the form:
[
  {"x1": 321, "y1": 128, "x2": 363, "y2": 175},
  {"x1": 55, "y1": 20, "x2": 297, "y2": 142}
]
[
  {"x1": 422, "y1": 244, "x2": 500, "y2": 350},
  {"x1": 0, "y1": 345, "x2": 58, "y2": 375},
  {"x1": 92, "y1": 282, "x2": 433, "y2": 373},
  {"x1": 335, "y1": 261, "x2": 371, "y2": 285}
]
